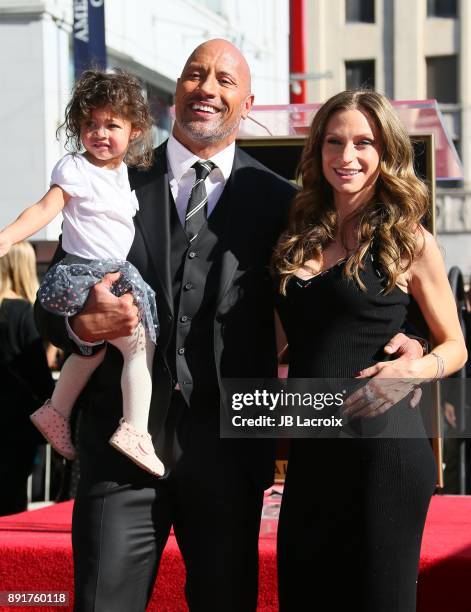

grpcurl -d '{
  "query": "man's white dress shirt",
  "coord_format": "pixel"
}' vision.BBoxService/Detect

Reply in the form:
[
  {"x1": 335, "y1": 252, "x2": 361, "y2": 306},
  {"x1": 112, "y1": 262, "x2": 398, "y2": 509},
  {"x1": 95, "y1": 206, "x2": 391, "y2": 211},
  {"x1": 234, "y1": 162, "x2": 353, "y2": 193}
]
[{"x1": 166, "y1": 132, "x2": 235, "y2": 225}]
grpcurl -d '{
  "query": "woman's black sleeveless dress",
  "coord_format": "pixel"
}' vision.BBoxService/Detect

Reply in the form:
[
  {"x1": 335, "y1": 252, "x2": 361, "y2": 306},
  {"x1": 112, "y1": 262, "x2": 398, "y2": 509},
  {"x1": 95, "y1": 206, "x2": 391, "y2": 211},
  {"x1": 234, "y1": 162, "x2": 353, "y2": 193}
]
[{"x1": 275, "y1": 252, "x2": 437, "y2": 612}]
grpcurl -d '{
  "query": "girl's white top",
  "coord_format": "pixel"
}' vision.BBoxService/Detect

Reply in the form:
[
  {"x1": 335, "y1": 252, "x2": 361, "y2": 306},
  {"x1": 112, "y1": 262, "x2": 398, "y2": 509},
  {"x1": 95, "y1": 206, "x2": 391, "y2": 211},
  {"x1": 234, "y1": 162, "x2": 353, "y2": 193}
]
[{"x1": 51, "y1": 153, "x2": 139, "y2": 260}]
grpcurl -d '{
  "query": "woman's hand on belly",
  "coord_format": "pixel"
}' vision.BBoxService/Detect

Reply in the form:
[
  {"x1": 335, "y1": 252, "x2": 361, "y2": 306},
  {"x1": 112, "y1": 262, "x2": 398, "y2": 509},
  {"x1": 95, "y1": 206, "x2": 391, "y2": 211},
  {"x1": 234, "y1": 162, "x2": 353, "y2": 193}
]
[{"x1": 342, "y1": 358, "x2": 421, "y2": 419}]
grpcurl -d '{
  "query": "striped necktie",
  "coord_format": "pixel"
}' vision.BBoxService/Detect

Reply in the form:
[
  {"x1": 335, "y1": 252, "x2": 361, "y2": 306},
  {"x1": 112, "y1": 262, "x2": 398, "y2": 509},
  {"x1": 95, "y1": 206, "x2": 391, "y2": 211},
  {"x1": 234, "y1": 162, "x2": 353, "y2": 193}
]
[{"x1": 185, "y1": 160, "x2": 216, "y2": 242}]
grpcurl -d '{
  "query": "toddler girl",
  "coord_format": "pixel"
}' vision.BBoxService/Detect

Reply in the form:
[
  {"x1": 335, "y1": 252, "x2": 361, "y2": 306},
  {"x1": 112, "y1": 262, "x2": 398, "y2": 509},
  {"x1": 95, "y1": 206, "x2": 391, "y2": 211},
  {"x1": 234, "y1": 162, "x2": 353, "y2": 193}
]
[{"x1": 0, "y1": 69, "x2": 164, "y2": 476}]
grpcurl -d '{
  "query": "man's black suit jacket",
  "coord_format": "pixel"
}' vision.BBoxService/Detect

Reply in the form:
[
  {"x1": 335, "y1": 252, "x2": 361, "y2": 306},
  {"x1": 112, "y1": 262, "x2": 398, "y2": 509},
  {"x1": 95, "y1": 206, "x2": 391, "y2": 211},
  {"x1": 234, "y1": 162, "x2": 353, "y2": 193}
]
[{"x1": 35, "y1": 142, "x2": 296, "y2": 489}]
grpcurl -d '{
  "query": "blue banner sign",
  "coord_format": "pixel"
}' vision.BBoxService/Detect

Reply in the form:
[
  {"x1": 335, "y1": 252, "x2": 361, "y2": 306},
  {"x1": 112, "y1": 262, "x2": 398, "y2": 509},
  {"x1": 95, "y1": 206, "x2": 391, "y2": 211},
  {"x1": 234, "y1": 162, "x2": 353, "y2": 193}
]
[{"x1": 73, "y1": 0, "x2": 107, "y2": 80}]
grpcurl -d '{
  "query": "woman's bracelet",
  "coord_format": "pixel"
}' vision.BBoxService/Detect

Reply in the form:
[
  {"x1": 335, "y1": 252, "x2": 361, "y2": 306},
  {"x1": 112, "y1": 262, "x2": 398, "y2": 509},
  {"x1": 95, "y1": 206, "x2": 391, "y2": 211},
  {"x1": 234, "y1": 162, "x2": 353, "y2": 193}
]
[{"x1": 430, "y1": 351, "x2": 445, "y2": 379}]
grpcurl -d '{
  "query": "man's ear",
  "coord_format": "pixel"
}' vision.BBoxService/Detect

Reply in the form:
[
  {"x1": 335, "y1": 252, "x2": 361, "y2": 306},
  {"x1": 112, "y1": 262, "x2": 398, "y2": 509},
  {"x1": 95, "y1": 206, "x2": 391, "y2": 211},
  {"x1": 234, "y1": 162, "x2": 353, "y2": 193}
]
[{"x1": 241, "y1": 93, "x2": 255, "y2": 120}]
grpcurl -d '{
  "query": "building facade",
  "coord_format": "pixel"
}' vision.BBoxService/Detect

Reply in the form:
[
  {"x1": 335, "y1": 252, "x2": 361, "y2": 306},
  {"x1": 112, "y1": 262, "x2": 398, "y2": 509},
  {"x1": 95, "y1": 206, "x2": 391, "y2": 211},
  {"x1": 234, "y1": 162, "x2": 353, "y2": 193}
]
[
  {"x1": 0, "y1": 0, "x2": 290, "y2": 240},
  {"x1": 304, "y1": 0, "x2": 471, "y2": 279}
]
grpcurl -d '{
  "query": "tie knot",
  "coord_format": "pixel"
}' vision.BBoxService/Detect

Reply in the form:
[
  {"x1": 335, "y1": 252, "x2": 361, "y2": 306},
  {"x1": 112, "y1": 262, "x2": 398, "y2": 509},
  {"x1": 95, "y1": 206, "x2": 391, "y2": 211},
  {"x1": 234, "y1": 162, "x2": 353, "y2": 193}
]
[{"x1": 193, "y1": 160, "x2": 215, "y2": 181}]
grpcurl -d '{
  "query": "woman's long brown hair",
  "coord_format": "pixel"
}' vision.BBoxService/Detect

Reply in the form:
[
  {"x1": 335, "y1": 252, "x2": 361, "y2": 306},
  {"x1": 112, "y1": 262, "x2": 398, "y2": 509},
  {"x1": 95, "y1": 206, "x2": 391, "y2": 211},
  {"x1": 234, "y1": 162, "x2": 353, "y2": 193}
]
[{"x1": 272, "y1": 90, "x2": 429, "y2": 294}]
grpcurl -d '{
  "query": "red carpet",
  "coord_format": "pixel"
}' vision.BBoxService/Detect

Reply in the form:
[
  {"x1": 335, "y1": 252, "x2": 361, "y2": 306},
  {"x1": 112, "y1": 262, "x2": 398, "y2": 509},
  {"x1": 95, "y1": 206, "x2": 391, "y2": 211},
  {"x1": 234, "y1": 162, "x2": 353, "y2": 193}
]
[{"x1": 0, "y1": 494, "x2": 470, "y2": 611}]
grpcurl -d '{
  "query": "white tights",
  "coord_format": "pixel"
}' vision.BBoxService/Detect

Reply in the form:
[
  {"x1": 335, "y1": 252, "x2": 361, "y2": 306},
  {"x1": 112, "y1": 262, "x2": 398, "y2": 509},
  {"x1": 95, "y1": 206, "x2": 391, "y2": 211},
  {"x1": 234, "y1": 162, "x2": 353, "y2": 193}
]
[{"x1": 51, "y1": 323, "x2": 155, "y2": 433}]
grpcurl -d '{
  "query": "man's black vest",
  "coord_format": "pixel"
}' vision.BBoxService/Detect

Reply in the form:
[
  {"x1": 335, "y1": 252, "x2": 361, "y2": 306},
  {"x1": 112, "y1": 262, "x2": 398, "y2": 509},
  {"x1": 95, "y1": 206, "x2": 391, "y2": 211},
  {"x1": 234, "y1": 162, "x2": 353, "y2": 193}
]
[{"x1": 167, "y1": 184, "x2": 230, "y2": 404}]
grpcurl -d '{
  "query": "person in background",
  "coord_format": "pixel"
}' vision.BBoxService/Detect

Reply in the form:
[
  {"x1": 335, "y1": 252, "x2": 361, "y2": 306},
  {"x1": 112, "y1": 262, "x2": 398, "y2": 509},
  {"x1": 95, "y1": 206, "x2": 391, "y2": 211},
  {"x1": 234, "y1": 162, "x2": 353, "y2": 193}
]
[
  {"x1": 0, "y1": 241, "x2": 54, "y2": 515},
  {"x1": 465, "y1": 286, "x2": 471, "y2": 376}
]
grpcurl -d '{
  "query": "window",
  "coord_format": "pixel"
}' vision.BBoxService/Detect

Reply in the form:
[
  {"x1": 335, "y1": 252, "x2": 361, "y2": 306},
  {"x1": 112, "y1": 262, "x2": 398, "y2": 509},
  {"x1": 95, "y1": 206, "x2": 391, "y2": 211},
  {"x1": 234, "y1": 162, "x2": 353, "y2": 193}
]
[
  {"x1": 345, "y1": 0, "x2": 375, "y2": 23},
  {"x1": 427, "y1": 0, "x2": 457, "y2": 17},
  {"x1": 426, "y1": 55, "x2": 458, "y2": 103},
  {"x1": 345, "y1": 60, "x2": 375, "y2": 89},
  {"x1": 426, "y1": 55, "x2": 460, "y2": 179}
]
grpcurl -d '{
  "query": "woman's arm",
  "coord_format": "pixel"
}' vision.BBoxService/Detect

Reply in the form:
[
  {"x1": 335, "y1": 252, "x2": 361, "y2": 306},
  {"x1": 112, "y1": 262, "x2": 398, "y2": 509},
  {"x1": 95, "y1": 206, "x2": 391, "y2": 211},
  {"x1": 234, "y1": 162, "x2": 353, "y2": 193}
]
[
  {"x1": 406, "y1": 230, "x2": 468, "y2": 378},
  {"x1": 343, "y1": 229, "x2": 467, "y2": 419},
  {"x1": 0, "y1": 186, "x2": 69, "y2": 256},
  {"x1": 357, "y1": 230, "x2": 466, "y2": 380}
]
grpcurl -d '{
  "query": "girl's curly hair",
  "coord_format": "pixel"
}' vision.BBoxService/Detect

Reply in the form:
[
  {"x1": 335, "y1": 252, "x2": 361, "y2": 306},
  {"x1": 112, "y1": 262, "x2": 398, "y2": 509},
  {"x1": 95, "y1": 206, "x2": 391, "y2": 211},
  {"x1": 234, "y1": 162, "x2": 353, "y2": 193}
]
[
  {"x1": 272, "y1": 90, "x2": 429, "y2": 295},
  {"x1": 58, "y1": 68, "x2": 154, "y2": 168}
]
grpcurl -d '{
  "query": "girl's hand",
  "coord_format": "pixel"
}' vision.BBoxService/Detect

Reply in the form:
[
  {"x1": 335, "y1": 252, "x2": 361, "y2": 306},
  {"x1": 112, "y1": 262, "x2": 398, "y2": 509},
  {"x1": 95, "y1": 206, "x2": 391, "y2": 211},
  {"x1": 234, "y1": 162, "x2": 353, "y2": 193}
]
[
  {"x1": 0, "y1": 233, "x2": 12, "y2": 257},
  {"x1": 343, "y1": 360, "x2": 421, "y2": 419}
]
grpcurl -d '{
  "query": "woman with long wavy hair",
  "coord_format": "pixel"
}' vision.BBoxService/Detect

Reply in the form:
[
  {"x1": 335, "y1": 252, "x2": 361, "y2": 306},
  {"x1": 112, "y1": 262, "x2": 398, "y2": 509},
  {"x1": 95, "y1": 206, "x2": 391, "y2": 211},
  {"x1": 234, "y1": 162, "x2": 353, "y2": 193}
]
[
  {"x1": 273, "y1": 90, "x2": 467, "y2": 611},
  {"x1": 0, "y1": 242, "x2": 54, "y2": 515}
]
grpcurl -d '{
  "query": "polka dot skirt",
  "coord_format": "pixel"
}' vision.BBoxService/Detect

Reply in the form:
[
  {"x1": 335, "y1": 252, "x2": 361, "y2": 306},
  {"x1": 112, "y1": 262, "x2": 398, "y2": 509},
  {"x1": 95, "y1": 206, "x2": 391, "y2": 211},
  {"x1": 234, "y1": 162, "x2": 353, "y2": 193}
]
[{"x1": 38, "y1": 257, "x2": 159, "y2": 344}]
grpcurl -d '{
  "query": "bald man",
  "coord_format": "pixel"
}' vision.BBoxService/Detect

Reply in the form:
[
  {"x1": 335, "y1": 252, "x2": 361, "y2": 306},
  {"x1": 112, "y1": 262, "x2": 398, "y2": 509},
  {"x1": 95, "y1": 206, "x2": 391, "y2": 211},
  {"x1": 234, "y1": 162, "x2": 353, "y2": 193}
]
[{"x1": 36, "y1": 40, "x2": 296, "y2": 611}]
